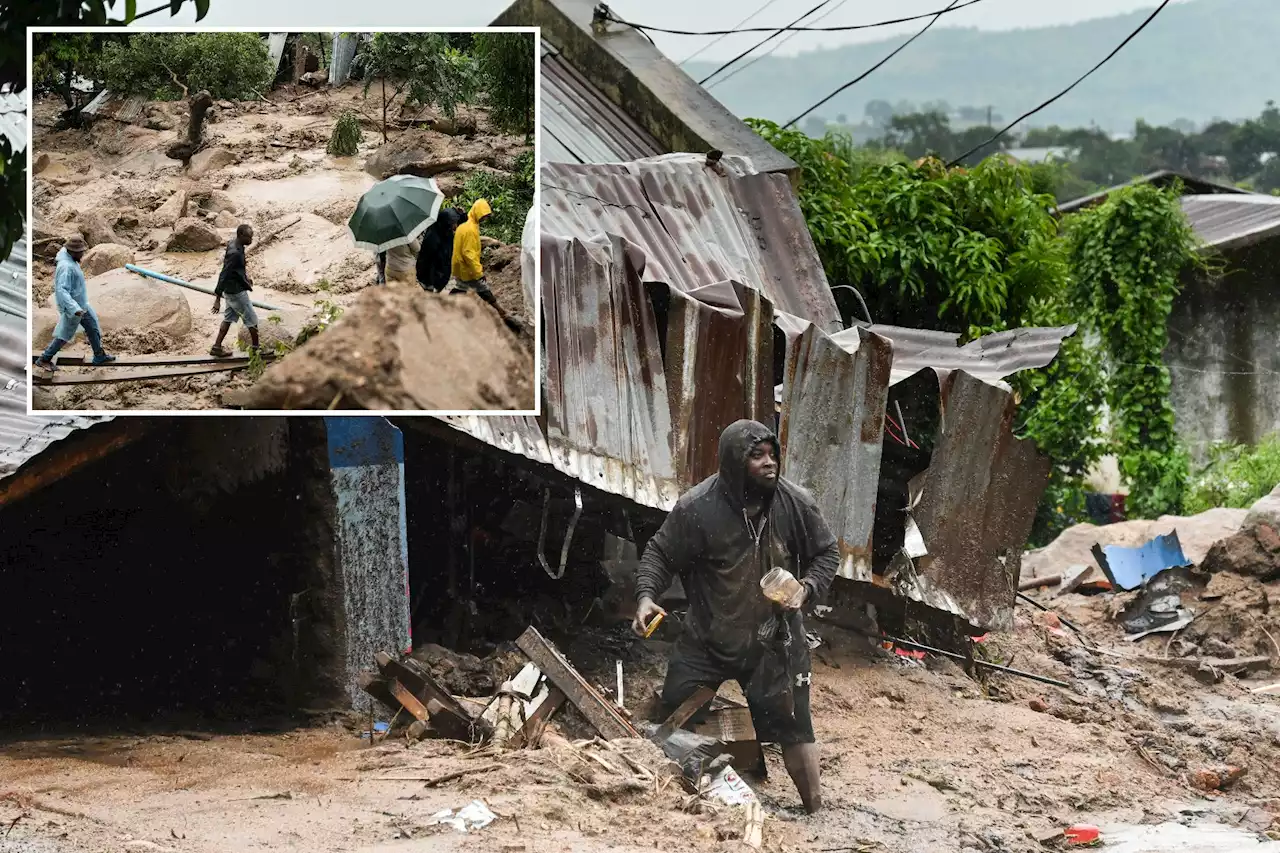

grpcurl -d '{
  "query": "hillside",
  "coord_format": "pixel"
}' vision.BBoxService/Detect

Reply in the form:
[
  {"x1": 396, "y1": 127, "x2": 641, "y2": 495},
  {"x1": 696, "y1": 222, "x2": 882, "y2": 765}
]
[{"x1": 684, "y1": 0, "x2": 1280, "y2": 133}]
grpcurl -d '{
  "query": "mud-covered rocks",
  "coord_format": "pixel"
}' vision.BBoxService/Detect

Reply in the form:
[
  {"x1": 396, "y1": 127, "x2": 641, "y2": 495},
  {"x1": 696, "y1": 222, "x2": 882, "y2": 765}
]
[
  {"x1": 35, "y1": 268, "x2": 193, "y2": 341},
  {"x1": 80, "y1": 243, "x2": 136, "y2": 278},
  {"x1": 1244, "y1": 484, "x2": 1280, "y2": 532},
  {"x1": 166, "y1": 217, "x2": 223, "y2": 252},
  {"x1": 190, "y1": 147, "x2": 236, "y2": 178},
  {"x1": 74, "y1": 210, "x2": 121, "y2": 248},
  {"x1": 236, "y1": 312, "x2": 304, "y2": 353},
  {"x1": 1201, "y1": 522, "x2": 1280, "y2": 581},
  {"x1": 151, "y1": 190, "x2": 189, "y2": 228},
  {"x1": 364, "y1": 130, "x2": 502, "y2": 179},
  {"x1": 213, "y1": 210, "x2": 239, "y2": 229}
]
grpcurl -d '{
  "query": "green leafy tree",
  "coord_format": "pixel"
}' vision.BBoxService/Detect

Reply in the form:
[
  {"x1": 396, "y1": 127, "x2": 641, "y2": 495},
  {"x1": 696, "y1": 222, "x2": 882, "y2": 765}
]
[
  {"x1": 32, "y1": 33, "x2": 105, "y2": 111},
  {"x1": 447, "y1": 149, "x2": 534, "y2": 246},
  {"x1": 355, "y1": 32, "x2": 477, "y2": 143},
  {"x1": 472, "y1": 32, "x2": 535, "y2": 136},
  {"x1": 1065, "y1": 183, "x2": 1203, "y2": 518},
  {"x1": 327, "y1": 109, "x2": 362, "y2": 156},
  {"x1": 99, "y1": 32, "x2": 273, "y2": 101}
]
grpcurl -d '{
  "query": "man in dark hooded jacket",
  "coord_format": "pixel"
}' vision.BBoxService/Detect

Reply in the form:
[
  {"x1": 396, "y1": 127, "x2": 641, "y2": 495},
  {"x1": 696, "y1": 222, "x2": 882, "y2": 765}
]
[
  {"x1": 416, "y1": 206, "x2": 465, "y2": 292},
  {"x1": 633, "y1": 419, "x2": 839, "y2": 814}
]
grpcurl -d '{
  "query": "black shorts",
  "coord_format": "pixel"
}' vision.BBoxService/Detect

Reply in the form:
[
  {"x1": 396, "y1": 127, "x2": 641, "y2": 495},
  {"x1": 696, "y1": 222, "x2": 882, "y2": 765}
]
[{"x1": 658, "y1": 631, "x2": 815, "y2": 745}]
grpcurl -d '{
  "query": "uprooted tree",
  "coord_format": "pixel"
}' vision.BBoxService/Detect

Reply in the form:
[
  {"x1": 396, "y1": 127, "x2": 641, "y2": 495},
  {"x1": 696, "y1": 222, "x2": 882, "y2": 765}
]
[{"x1": 98, "y1": 31, "x2": 273, "y2": 101}]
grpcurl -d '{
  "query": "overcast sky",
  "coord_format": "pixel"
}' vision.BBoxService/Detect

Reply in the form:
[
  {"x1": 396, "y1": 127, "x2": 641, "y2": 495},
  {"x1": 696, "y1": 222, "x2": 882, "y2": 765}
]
[{"x1": 141, "y1": 0, "x2": 1180, "y2": 63}]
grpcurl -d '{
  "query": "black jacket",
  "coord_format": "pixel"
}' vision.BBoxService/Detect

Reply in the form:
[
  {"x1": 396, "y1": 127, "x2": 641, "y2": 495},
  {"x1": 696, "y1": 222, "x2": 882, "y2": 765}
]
[
  {"x1": 636, "y1": 419, "x2": 840, "y2": 666},
  {"x1": 215, "y1": 239, "x2": 252, "y2": 296},
  {"x1": 416, "y1": 208, "x2": 464, "y2": 291}
]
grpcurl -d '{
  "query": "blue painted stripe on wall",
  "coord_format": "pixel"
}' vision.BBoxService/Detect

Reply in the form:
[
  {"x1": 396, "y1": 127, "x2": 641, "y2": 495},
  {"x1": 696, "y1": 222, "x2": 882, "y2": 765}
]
[{"x1": 325, "y1": 416, "x2": 405, "y2": 467}]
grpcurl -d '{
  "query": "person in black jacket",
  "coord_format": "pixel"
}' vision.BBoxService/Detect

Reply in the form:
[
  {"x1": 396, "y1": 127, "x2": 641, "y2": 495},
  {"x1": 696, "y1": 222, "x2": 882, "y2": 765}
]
[
  {"x1": 416, "y1": 207, "x2": 465, "y2": 292},
  {"x1": 633, "y1": 419, "x2": 839, "y2": 814},
  {"x1": 210, "y1": 224, "x2": 259, "y2": 357}
]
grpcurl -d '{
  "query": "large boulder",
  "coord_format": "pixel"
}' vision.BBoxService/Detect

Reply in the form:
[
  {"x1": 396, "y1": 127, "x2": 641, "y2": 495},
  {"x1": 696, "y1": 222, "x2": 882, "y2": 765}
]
[
  {"x1": 364, "y1": 130, "x2": 499, "y2": 180},
  {"x1": 74, "y1": 210, "x2": 120, "y2": 248},
  {"x1": 193, "y1": 190, "x2": 238, "y2": 217},
  {"x1": 236, "y1": 311, "x2": 306, "y2": 353},
  {"x1": 189, "y1": 147, "x2": 236, "y2": 178},
  {"x1": 213, "y1": 210, "x2": 239, "y2": 229},
  {"x1": 166, "y1": 217, "x2": 223, "y2": 252},
  {"x1": 1243, "y1": 484, "x2": 1280, "y2": 533},
  {"x1": 151, "y1": 190, "x2": 189, "y2": 228},
  {"x1": 39, "y1": 268, "x2": 193, "y2": 340},
  {"x1": 1201, "y1": 522, "x2": 1280, "y2": 581},
  {"x1": 80, "y1": 243, "x2": 136, "y2": 278}
]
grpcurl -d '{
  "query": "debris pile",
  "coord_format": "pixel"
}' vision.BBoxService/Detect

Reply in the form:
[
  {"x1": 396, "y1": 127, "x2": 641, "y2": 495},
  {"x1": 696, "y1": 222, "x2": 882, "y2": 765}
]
[{"x1": 360, "y1": 626, "x2": 771, "y2": 847}]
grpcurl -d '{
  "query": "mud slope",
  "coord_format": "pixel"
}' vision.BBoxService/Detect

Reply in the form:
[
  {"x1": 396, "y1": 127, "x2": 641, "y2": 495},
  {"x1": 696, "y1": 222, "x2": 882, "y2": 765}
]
[{"x1": 230, "y1": 286, "x2": 534, "y2": 411}]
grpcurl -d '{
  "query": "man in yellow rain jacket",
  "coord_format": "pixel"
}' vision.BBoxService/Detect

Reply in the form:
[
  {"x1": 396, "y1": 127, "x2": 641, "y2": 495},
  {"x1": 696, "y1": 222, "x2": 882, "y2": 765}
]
[{"x1": 451, "y1": 198, "x2": 522, "y2": 333}]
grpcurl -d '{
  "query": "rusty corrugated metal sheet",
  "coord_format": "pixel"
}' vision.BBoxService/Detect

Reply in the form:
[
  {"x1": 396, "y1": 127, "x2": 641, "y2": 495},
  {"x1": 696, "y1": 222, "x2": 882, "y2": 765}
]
[
  {"x1": 540, "y1": 40, "x2": 664, "y2": 165},
  {"x1": 776, "y1": 315, "x2": 892, "y2": 582},
  {"x1": 891, "y1": 369, "x2": 1051, "y2": 632},
  {"x1": 835, "y1": 324, "x2": 1078, "y2": 387},
  {"x1": 80, "y1": 92, "x2": 147, "y2": 124},
  {"x1": 542, "y1": 156, "x2": 841, "y2": 331}
]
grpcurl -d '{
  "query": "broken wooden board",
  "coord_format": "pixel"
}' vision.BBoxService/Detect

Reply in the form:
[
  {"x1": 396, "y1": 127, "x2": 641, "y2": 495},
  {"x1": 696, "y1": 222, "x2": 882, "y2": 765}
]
[
  {"x1": 358, "y1": 671, "x2": 397, "y2": 712},
  {"x1": 515, "y1": 626, "x2": 640, "y2": 741},
  {"x1": 509, "y1": 686, "x2": 566, "y2": 750},
  {"x1": 388, "y1": 678, "x2": 429, "y2": 722},
  {"x1": 375, "y1": 652, "x2": 488, "y2": 742},
  {"x1": 480, "y1": 663, "x2": 546, "y2": 729},
  {"x1": 743, "y1": 800, "x2": 764, "y2": 849},
  {"x1": 663, "y1": 686, "x2": 717, "y2": 731}
]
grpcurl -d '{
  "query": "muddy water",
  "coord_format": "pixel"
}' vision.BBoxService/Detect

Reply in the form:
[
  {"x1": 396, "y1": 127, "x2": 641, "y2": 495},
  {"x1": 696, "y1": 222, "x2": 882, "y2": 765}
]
[{"x1": 225, "y1": 170, "x2": 375, "y2": 209}]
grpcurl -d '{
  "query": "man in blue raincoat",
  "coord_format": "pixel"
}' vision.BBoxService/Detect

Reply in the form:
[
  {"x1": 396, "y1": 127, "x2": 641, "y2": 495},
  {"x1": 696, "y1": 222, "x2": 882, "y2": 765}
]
[{"x1": 34, "y1": 234, "x2": 117, "y2": 372}]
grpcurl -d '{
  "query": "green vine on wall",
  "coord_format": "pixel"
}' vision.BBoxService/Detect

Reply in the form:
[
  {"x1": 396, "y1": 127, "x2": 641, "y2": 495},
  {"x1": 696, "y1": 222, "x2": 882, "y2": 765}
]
[{"x1": 1065, "y1": 183, "x2": 1203, "y2": 518}]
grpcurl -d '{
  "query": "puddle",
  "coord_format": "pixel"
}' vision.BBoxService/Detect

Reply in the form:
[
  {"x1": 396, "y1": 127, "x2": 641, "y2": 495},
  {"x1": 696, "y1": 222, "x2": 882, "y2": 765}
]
[{"x1": 1104, "y1": 822, "x2": 1280, "y2": 851}]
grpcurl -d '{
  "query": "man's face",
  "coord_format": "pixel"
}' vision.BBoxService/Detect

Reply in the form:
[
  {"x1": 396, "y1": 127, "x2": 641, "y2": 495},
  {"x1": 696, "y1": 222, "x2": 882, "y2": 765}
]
[
  {"x1": 745, "y1": 440, "x2": 778, "y2": 490},
  {"x1": 241, "y1": 228, "x2": 254, "y2": 246},
  {"x1": 68, "y1": 249, "x2": 85, "y2": 262}
]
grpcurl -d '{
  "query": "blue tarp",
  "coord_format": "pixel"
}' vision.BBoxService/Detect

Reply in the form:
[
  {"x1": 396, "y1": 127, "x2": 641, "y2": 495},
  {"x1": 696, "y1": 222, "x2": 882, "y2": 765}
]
[{"x1": 1092, "y1": 530, "x2": 1192, "y2": 591}]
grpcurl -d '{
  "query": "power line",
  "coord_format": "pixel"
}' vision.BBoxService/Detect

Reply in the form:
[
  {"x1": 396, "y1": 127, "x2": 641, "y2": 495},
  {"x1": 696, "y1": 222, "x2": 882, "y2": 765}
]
[
  {"x1": 700, "y1": 0, "x2": 833, "y2": 87},
  {"x1": 603, "y1": 0, "x2": 985, "y2": 37},
  {"x1": 946, "y1": 0, "x2": 1173, "y2": 167},
  {"x1": 709, "y1": 0, "x2": 853, "y2": 90},
  {"x1": 680, "y1": 0, "x2": 783, "y2": 66},
  {"x1": 783, "y1": 0, "x2": 966, "y2": 129}
]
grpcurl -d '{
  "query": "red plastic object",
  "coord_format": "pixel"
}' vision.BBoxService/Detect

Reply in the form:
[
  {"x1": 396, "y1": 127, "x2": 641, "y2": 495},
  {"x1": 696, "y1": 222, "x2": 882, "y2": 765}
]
[{"x1": 1064, "y1": 824, "x2": 1101, "y2": 845}]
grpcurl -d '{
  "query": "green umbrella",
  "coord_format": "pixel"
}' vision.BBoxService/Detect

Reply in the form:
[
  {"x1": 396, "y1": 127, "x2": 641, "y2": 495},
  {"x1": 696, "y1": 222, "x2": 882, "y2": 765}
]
[{"x1": 347, "y1": 174, "x2": 445, "y2": 253}]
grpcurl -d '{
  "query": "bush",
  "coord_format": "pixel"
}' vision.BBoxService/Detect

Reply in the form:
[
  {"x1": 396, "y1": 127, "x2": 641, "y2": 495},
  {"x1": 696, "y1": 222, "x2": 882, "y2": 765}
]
[
  {"x1": 100, "y1": 32, "x2": 274, "y2": 101},
  {"x1": 447, "y1": 150, "x2": 534, "y2": 246},
  {"x1": 327, "y1": 110, "x2": 362, "y2": 156},
  {"x1": 1184, "y1": 434, "x2": 1280, "y2": 514}
]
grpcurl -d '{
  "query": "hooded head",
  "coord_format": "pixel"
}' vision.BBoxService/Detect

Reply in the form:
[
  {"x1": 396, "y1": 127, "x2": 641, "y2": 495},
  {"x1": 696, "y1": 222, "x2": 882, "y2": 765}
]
[
  {"x1": 717, "y1": 419, "x2": 781, "y2": 510},
  {"x1": 469, "y1": 198, "x2": 492, "y2": 224}
]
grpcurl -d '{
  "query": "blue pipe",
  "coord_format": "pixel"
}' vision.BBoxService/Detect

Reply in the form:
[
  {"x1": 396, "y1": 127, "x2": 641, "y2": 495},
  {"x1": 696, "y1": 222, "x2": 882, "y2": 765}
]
[{"x1": 124, "y1": 264, "x2": 283, "y2": 312}]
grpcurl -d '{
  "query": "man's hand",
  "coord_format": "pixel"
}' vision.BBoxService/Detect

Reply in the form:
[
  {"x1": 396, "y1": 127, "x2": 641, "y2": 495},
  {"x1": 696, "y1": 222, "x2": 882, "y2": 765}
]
[
  {"x1": 211, "y1": 298, "x2": 221, "y2": 314},
  {"x1": 633, "y1": 597, "x2": 666, "y2": 637},
  {"x1": 782, "y1": 585, "x2": 809, "y2": 612}
]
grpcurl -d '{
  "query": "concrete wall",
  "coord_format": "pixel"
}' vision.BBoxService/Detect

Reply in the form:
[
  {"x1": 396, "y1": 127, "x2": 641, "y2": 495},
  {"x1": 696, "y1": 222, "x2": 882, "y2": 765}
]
[
  {"x1": 1167, "y1": 239, "x2": 1280, "y2": 461},
  {"x1": 325, "y1": 416, "x2": 411, "y2": 710}
]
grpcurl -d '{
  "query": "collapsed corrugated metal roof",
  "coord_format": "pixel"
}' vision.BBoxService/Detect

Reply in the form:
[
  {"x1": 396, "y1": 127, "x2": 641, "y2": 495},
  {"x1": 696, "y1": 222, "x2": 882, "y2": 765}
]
[
  {"x1": 80, "y1": 92, "x2": 148, "y2": 124},
  {"x1": 1055, "y1": 170, "x2": 1250, "y2": 215},
  {"x1": 1180, "y1": 193, "x2": 1280, "y2": 251},
  {"x1": 542, "y1": 156, "x2": 841, "y2": 329},
  {"x1": 540, "y1": 40, "x2": 663, "y2": 166},
  {"x1": 0, "y1": 237, "x2": 115, "y2": 483},
  {"x1": 832, "y1": 324, "x2": 1079, "y2": 387}
]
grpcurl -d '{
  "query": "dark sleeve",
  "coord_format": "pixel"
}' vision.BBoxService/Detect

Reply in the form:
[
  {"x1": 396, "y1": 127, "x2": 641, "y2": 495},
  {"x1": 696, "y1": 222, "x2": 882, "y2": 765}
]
[
  {"x1": 635, "y1": 504, "x2": 693, "y2": 604},
  {"x1": 213, "y1": 252, "x2": 227, "y2": 297},
  {"x1": 215, "y1": 246, "x2": 250, "y2": 296},
  {"x1": 794, "y1": 490, "x2": 839, "y2": 605}
]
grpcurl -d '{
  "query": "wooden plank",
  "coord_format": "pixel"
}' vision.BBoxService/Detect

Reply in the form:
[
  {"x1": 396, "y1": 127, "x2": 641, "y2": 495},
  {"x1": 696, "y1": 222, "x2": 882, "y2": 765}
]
[
  {"x1": 743, "y1": 801, "x2": 764, "y2": 849},
  {"x1": 515, "y1": 626, "x2": 640, "y2": 741},
  {"x1": 34, "y1": 353, "x2": 265, "y2": 367},
  {"x1": 663, "y1": 686, "x2": 717, "y2": 731},
  {"x1": 33, "y1": 362, "x2": 251, "y2": 385},
  {"x1": 375, "y1": 652, "x2": 487, "y2": 741},
  {"x1": 388, "y1": 678, "x2": 429, "y2": 722},
  {"x1": 1018, "y1": 574, "x2": 1060, "y2": 591},
  {"x1": 0, "y1": 419, "x2": 157, "y2": 509},
  {"x1": 509, "y1": 686, "x2": 566, "y2": 750}
]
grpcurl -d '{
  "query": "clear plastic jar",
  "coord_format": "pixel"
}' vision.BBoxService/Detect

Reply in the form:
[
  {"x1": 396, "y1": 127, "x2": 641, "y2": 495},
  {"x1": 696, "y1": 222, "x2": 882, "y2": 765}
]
[{"x1": 760, "y1": 567, "x2": 805, "y2": 608}]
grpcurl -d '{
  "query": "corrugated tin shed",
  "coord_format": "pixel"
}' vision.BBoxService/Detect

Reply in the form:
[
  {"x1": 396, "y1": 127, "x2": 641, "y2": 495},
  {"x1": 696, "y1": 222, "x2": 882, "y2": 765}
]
[
  {"x1": 1180, "y1": 193, "x2": 1280, "y2": 251},
  {"x1": 0, "y1": 88, "x2": 26, "y2": 153},
  {"x1": 1055, "y1": 170, "x2": 1249, "y2": 215},
  {"x1": 540, "y1": 40, "x2": 663, "y2": 165}
]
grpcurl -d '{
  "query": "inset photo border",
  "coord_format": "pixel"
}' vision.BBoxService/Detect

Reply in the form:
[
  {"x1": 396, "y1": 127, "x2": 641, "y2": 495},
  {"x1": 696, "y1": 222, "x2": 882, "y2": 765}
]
[{"x1": 25, "y1": 27, "x2": 540, "y2": 416}]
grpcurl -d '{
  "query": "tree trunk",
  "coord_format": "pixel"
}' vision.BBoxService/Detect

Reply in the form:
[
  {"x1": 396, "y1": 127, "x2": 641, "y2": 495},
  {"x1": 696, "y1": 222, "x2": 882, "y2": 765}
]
[
  {"x1": 381, "y1": 76, "x2": 388, "y2": 143},
  {"x1": 188, "y1": 90, "x2": 213, "y2": 148},
  {"x1": 292, "y1": 37, "x2": 305, "y2": 84},
  {"x1": 60, "y1": 63, "x2": 75, "y2": 111}
]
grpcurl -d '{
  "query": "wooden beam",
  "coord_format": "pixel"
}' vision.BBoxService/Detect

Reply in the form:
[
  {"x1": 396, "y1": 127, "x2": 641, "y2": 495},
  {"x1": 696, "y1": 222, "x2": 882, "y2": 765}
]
[
  {"x1": 0, "y1": 419, "x2": 156, "y2": 510},
  {"x1": 388, "y1": 678, "x2": 430, "y2": 722},
  {"x1": 508, "y1": 686, "x2": 566, "y2": 750},
  {"x1": 515, "y1": 626, "x2": 640, "y2": 741}
]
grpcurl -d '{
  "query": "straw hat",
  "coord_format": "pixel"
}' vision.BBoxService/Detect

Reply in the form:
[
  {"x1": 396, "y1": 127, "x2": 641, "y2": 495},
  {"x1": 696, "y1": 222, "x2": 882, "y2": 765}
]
[{"x1": 64, "y1": 234, "x2": 88, "y2": 253}]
